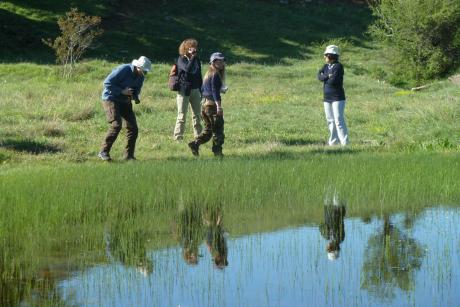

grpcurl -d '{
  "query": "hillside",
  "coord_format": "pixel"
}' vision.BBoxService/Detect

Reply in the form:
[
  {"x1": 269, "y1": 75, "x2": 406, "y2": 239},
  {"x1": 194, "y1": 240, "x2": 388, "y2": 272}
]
[
  {"x1": 0, "y1": 0, "x2": 372, "y2": 63},
  {"x1": 0, "y1": 0, "x2": 458, "y2": 166}
]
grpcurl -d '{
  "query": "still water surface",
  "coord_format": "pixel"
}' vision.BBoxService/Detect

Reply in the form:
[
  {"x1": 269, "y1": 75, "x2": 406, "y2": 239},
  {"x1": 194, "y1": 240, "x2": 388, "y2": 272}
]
[{"x1": 58, "y1": 206, "x2": 460, "y2": 307}]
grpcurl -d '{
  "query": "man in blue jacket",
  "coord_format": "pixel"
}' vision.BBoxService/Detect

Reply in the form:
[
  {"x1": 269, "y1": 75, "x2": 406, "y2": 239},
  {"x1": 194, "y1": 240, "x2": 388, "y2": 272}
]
[{"x1": 98, "y1": 56, "x2": 151, "y2": 161}]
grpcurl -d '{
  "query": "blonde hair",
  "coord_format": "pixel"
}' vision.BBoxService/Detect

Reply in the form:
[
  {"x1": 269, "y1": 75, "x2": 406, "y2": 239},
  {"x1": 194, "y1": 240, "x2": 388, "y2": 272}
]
[
  {"x1": 204, "y1": 63, "x2": 225, "y2": 83},
  {"x1": 178, "y1": 38, "x2": 198, "y2": 56}
]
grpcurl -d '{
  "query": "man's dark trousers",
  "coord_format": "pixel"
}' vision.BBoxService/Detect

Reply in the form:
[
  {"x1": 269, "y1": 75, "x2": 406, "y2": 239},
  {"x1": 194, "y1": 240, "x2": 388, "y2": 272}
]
[{"x1": 101, "y1": 100, "x2": 138, "y2": 158}]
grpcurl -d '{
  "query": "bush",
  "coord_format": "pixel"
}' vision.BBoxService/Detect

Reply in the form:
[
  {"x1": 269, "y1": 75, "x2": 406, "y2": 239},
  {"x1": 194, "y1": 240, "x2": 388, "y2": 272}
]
[
  {"x1": 367, "y1": 0, "x2": 460, "y2": 87},
  {"x1": 43, "y1": 8, "x2": 103, "y2": 78}
]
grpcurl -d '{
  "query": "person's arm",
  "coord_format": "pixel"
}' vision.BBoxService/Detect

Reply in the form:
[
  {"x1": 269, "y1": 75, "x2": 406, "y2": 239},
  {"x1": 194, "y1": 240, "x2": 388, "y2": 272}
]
[
  {"x1": 103, "y1": 65, "x2": 129, "y2": 97},
  {"x1": 211, "y1": 74, "x2": 223, "y2": 114},
  {"x1": 131, "y1": 77, "x2": 145, "y2": 102},
  {"x1": 198, "y1": 60, "x2": 203, "y2": 91},
  {"x1": 325, "y1": 64, "x2": 344, "y2": 86},
  {"x1": 317, "y1": 65, "x2": 328, "y2": 81},
  {"x1": 177, "y1": 56, "x2": 198, "y2": 74}
]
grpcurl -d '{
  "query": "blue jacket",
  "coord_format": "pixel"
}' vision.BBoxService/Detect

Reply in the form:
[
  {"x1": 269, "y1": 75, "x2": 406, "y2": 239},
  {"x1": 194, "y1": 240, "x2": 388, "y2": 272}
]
[
  {"x1": 201, "y1": 73, "x2": 222, "y2": 102},
  {"x1": 102, "y1": 64, "x2": 144, "y2": 103},
  {"x1": 318, "y1": 62, "x2": 346, "y2": 102},
  {"x1": 177, "y1": 55, "x2": 202, "y2": 96}
]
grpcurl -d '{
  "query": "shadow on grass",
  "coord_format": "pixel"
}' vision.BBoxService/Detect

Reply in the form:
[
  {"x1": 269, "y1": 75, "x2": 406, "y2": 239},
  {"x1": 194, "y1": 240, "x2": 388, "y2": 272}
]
[
  {"x1": 278, "y1": 138, "x2": 324, "y2": 146},
  {"x1": 0, "y1": 138, "x2": 62, "y2": 154},
  {"x1": 1, "y1": 0, "x2": 373, "y2": 64},
  {"x1": 238, "y1": 137, "x2": 323, "y2": 146},
  {"x1": 309, "y1": 147, "x2": 364, "y2": 155},
  {"x1": 0, "y1": 8, "x2": 55, "y2": 62},
  {"x1": 98, "y1": 0, "x2": 374, "y2": 64}
]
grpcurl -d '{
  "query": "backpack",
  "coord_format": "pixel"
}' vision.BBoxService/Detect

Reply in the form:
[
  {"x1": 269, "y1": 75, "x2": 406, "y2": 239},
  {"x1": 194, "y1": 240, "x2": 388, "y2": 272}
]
[{"x1": 168, "y1": 63, "x2": 180, "y2": 91}]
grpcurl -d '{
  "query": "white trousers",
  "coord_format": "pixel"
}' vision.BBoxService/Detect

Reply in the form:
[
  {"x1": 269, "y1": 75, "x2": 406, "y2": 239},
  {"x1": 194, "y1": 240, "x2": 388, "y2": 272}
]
[{"x1": 324, "y1": 100, "x2": 349, "y2": 146}]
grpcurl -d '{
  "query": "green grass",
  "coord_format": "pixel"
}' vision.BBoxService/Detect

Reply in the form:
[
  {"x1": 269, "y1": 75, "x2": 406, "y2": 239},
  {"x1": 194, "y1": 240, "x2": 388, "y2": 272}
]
[
  {"x1": 0, "y1": 2, "x2": 459, "y2": 304},
  {"x1": 1, "y1": 0, "x2": 457, "y2": 165},
  {"x1": 0, "y1": 56, "x2": 459, "y2": 166}
]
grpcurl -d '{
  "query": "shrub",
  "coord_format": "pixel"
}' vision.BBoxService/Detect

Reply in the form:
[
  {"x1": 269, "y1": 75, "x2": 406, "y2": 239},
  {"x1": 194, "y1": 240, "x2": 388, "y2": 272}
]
[
  {"x1": 43, "y1": 8, "x2": 103, "y2": 78},
  {"x1": 367, "y1": 0, "x2": 460, "y2": 87}
]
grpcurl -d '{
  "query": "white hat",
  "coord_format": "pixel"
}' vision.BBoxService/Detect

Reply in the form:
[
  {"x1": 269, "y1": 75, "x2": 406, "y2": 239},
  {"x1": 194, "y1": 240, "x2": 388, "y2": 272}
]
[
  {"x1": 209, "y1": 52, "x2": 225, "y2": 64},
  {"x1": 324, "y1": 45, "x2": 340, "y2": 56},
  {"x1": 327, "y1": 250, "x2": 340, "y2": 261},
  {"x1": 132, "y1": 56, "x2": 152, "y2": 72}
]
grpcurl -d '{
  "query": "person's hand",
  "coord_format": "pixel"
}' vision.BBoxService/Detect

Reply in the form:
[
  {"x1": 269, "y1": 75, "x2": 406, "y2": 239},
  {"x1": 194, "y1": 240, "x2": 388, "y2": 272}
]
[
  {"x1": 122, "y1": 87, "x2": 133, "y2": 96},
  {"x1": 217, "y1": 107, "x2": 223, "y2": 117},
  {"x1": 188, "y1": 47, "x2": 197, "y2": 57}
]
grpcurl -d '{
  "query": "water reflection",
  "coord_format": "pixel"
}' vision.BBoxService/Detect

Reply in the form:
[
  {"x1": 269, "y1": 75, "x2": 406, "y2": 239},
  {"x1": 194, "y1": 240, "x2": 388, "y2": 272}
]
[
  {"x1": 204, "y1": 207, "x2": 228, "y2": 268},
  {"x1": 319, "y1": 191, "x2": 346, "y2": 261},
  {"x1": 175, "y1": 206, "x2": 204, "y2": 265},
  {"x1": 174, "y1": 205, "x2": 228, "y2": 268},
  {"x1": 2, "y1": 205, "x2": 460, "y2": 306},
  {"x1": 1, "y1": 255, "x2": 73, "y2": 306},
  {"x1": 104, "y1": 217, "x2": 154, "y2": 277},
  {"x1": 361, "y1": 214, "x2": 425, "y2": 301}
]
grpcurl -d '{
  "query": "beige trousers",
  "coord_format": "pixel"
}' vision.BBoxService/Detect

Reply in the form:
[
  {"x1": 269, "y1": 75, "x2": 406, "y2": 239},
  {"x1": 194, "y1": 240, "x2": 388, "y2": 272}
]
[{"x1": 174, "y1": 88, "x2": 202, "y2": 139}]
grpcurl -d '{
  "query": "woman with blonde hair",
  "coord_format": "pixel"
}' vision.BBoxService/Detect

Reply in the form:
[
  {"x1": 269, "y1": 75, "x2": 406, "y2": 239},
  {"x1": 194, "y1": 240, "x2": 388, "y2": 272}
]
[
  {"x1": 173, "y1": 38, "x2": 203, "y2": 141},
  {"x1": 188, "y1": 52, "x2": 227, "y2": 157}
]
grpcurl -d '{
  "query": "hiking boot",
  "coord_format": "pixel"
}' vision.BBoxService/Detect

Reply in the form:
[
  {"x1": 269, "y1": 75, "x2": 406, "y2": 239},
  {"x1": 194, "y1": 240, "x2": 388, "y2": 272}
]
[
  {"x1": 188, "y1": 141, "x2": 199, "y2": 156},
  {"x1": 98, "y1": 151, "x2": 112, "y2": 161},
  {"x1": 124, "y1": 156, "x2": 136, "y2": 161}
]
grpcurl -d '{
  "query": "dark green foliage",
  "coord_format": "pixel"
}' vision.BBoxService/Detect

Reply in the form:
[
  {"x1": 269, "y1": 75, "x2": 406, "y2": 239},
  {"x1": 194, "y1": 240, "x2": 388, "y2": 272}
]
[
  {"x1": 368, "y1": 0, "x2": 460, "y2": 87},
  {"x1": 1, "y1": 0, "x2": 373, "y2": 64}
]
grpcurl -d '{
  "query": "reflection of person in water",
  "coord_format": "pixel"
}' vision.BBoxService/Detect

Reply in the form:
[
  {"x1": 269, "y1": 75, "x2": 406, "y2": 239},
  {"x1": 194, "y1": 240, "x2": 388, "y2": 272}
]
[
  {"x1": 319, "y1": 193, "x2": 346, "y2": 261},
  {"x1": 104, "y1": 222, "x2": 154, "y2": 277},
  {"x1": 204, "y1": 207, "x2": 228, "y2": 268},
  {"x1": 175, "y1": 206, "x2": 204, "y2": 265}
]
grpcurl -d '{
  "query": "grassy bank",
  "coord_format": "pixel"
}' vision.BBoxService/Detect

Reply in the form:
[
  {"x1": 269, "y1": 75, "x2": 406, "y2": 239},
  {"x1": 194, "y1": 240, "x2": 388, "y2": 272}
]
[
  {"x1": 0, "y1": 56, "x2": 458, "y2": 166},
  {"x1": 2, "y1": 153, "x2": 459, "y2": 235}
]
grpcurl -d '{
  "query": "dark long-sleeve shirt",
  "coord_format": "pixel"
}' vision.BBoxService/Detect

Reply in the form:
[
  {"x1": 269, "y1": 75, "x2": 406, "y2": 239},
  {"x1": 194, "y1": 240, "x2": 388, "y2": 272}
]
[
  {"x1": 102, "y1": 64, "x2": 144, "y2": 103},
  {"x1": 317, "y1": 62, "x2": 346, "y2": 102},
  {"x1": 177, "y1": 55, "x2": 202, "y2": 95},
  {"x1": 201, "y1": 73, "x2": 222, "y2": 103},
  {"x1": 319, "y1": 205, "x2": 346, "y2": 243}
]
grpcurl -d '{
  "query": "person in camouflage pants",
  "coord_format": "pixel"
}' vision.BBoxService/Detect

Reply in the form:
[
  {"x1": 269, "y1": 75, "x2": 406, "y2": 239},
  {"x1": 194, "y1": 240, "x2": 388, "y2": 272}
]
[{"x1": 188, "y1": 52, "x2": 227, "y2": 157}]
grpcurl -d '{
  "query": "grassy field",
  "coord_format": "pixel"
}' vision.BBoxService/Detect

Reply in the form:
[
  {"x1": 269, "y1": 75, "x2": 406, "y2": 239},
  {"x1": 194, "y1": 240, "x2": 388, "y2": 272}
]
[
  {"x1": 0, "y1": 2, "x2": 459, "y2": 304},
  {"x1": 0, "y1": 55, "x2": 458, "y2": 166},
  {"x1": 1, "y1": 0, "x2": 458, "y2": 166}
]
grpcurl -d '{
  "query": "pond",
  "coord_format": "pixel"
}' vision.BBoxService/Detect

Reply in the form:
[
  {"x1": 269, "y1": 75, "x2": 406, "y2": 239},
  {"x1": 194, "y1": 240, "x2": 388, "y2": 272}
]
[
  {"x1": 1, "y1": 156, "x2": 459, "y2": 306},
  {"x1": 28, "y1": 205, "x2": 460, "y2": 306}
]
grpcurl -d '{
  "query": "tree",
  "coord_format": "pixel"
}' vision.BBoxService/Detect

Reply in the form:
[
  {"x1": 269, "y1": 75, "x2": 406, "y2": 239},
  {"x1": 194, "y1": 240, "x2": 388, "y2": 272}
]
[
  {"x1": 361, "y1": 215, "x2": 425, "y2": 301},
  {"x1": 43, "y1": 8, "x2": 103, "y2": 78},
  {"x1": 367, "y1": 0, "x2": 460, "y2": 87}
]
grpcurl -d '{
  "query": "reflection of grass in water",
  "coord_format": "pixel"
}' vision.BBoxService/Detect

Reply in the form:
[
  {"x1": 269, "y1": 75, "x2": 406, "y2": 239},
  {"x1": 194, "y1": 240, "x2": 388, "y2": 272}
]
[{"x1": 0, "y1": 153, "x2": 459, "y2": 305}]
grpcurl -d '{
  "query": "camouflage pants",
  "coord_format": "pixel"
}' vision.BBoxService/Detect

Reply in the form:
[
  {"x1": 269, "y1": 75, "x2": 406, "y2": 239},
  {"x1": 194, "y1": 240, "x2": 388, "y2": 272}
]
[
  {"x1": 195, "y1": 102, "x2": 225, "y2": 154},
  {"x1": 101, "y1": 100, "x2": 138, "y2": 158}
]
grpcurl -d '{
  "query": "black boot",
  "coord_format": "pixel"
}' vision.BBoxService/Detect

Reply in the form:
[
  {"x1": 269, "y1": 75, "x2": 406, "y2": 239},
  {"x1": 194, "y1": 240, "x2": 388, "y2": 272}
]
[{"x1": 188, "y1": 141, "x2": 199, "y2": 156}]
